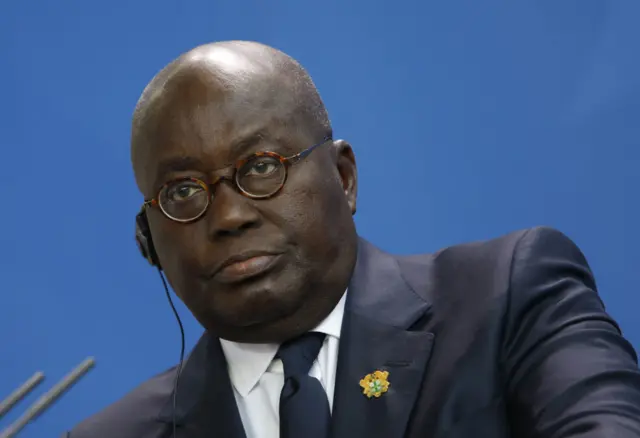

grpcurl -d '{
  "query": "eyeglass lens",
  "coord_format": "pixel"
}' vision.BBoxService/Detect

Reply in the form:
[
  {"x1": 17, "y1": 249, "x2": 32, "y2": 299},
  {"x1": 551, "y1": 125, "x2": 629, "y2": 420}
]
[{"x1": 159, "y1": 154, "x2": 287, "y2": 220}]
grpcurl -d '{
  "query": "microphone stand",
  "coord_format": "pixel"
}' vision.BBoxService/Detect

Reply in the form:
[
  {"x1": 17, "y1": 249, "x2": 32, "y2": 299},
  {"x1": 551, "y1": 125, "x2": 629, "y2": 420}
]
[
  {"x1": 0, "y1": 372, "x2": 45, "y2": 420},
  {"x1": 0, "y1": 357, "x2": 95, "y2": 438}
]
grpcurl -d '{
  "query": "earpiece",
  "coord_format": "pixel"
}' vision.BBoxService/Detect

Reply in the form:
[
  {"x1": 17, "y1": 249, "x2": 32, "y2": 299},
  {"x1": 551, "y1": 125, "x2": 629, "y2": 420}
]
[
  {"x1": 135, "y1": 209, "x2": 161, "y2": 268},
  {"x1": 136, "y1": 208, "x2": 183, "y2": 438}
]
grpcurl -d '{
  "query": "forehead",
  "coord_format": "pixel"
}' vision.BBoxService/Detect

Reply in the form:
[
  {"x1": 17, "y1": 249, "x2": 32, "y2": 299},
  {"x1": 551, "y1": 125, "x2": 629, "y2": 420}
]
[
  {"x1": 148, "y1": 65, "x2": 286, "y2": 142},
  {"x1": 134, "y1": 66, "x2": 303, "y2": 190}
]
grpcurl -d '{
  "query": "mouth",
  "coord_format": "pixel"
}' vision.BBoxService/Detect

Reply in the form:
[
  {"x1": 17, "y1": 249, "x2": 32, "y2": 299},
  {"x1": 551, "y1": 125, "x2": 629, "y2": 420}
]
[{"x1": 211, "y1": 251, "x2": 284, "y2": 284}]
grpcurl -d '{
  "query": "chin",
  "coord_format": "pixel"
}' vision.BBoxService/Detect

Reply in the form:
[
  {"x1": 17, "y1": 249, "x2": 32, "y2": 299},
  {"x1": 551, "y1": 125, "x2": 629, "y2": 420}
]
[{"x1": 202, "y1": 281, "x2": 307, "y2": 334}]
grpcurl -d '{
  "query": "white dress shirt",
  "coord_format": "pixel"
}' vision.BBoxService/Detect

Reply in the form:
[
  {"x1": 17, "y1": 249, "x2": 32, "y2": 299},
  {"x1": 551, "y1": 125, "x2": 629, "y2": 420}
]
[{"x1": 219, "y1": 291, "x2": 347, "y2": 438}]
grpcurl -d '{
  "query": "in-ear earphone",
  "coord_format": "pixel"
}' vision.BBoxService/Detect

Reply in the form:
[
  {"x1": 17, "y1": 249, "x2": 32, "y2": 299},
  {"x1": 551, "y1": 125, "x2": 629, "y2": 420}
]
[{"x1": 134, "y1": 208, "x2": 184, "y2": 438}]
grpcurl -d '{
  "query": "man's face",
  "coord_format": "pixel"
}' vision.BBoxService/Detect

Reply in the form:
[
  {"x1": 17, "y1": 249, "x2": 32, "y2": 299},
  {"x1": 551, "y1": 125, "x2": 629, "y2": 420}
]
[{"x1": 134, "y1": 68, "x2": 358, "y2": 342}]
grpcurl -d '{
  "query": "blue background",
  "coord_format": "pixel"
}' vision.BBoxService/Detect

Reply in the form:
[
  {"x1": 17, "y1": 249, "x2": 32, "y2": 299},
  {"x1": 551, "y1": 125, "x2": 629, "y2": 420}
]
[{"x1": 1, "y1": 1, "x2": 638, "y2": 436}]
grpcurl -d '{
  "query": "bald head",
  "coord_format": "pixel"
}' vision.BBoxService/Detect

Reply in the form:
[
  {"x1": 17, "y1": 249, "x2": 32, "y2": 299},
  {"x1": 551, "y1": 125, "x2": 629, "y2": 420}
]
[{"x1": 131, "y1": 41, "x2": 332, "y2": 193}]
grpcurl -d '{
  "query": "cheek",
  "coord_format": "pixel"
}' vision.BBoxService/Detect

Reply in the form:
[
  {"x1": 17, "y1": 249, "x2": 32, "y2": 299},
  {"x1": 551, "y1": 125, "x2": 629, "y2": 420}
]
[
  {"x1": 265, "y1": 169, "x2": 349, "y2": 258},
  {"x1": 153, "y1": 225, "x2": 211, "y2": 306},
  {"x1": 150, "y1": 219, "x2": 207, "y2": 273}
]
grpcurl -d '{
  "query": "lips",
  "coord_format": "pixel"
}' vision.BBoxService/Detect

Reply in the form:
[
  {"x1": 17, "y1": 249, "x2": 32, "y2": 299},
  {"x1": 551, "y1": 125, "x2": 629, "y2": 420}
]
[{"x1": 211, "y1": 251, "x2": 284, "y2": 284}]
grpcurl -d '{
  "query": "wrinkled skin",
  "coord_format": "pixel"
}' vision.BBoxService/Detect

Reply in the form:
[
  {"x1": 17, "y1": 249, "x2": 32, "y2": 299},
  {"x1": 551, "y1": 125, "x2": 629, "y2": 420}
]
[{"x1": 131, "y1": 42, "x2": 358, "y2": 343}]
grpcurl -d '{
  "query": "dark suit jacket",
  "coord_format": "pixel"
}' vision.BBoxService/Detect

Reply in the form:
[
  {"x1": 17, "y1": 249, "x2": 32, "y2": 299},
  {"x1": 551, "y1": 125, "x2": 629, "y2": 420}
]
[{"x1": 67, "y1": 227, "x2": 640, "y2": 437}]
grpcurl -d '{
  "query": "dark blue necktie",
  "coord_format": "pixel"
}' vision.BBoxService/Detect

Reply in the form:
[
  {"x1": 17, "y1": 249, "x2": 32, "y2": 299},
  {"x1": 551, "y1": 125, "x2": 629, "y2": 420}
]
[{"x1": 278, "y1": 332, "x2": 331, "y2": 438}]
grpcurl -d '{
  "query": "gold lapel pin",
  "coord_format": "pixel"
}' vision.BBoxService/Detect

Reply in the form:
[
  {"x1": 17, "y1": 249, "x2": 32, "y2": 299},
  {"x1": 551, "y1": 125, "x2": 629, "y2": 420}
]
[{"x1": 359, "y1": 370, "x2": 390, "y2": 398}]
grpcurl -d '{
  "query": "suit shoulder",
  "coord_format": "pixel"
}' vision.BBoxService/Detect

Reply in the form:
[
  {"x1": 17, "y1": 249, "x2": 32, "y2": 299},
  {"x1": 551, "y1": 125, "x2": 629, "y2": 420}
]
[
  {"x1": 406, "y1": 226, "x2": 572, "y2": 263},
  {"x1": 509, "y1": 226, "x2": 588, "y2": 266},
  {"x1": 399, "y1": 226, "x2": 533, "y2": 267},
  {"x1": 396, "y1": 227, "x2": 573, "y2": 302},
  {"x1": 446, "y1": 226, "x2": 588, "y2": 274},
  {"x1": 68, "y1": 366, "x2": 177, "y2": 438}
]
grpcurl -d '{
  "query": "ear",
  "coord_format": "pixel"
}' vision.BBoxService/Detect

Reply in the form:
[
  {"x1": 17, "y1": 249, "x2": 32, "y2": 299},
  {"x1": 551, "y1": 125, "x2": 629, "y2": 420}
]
[{"x1": 332, "y1": 139, "x2": 358, "y2": 215}]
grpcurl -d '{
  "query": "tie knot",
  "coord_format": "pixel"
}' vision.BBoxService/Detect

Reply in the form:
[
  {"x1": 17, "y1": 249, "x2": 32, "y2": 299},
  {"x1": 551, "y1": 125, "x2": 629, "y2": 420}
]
[{"x1": 277, "y1": 332, "x2": 325, "y2": 378}]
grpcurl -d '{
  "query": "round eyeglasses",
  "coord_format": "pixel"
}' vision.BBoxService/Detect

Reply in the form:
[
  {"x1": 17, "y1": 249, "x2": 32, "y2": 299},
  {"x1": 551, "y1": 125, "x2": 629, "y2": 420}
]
[{"x1": 142, "y1": 136, "x2": 331, "y2": 223}]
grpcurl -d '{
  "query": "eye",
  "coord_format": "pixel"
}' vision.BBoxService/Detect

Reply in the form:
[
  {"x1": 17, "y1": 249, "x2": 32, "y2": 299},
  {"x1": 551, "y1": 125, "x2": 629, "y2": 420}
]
[
  {"x1": 244, "y1": 157, "x2": 280, "y2": 177},
  {"x1": 164, "y1": 180, "x2": 205, "y2": 202}
]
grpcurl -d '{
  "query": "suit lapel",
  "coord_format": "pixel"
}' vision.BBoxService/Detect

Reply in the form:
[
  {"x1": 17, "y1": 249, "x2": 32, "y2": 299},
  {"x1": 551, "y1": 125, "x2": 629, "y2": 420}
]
[
  {"x1": 157, "y1": 335, "x2": 247, "y2": 438},
  {"x1": 331, "y1": 239, "x2": 435, "y2": 438}
]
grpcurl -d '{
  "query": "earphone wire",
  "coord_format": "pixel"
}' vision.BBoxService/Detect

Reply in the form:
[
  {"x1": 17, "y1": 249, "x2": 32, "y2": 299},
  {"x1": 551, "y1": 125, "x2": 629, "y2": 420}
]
[{"x1": 157, "y1": 268, "x2": 185, "y2": 438}]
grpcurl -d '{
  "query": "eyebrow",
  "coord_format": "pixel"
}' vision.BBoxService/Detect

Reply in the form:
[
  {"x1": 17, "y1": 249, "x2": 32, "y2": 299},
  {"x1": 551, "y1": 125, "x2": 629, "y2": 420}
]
[
  {"x1": 152, "y1": 130, "x2": 277, "y2": 187},
  {"x1": 230, "y1": 130, "x2": 276, "y2": 155},
  {"x1": 154, "y1": 156, "x2": 204, "y2": 187}
]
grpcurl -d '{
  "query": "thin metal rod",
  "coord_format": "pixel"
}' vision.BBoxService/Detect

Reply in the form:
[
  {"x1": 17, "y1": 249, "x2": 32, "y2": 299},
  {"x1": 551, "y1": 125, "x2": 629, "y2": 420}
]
[
  {"x1": 0, "y1": 372, "x2": 45, "y2": 419},
  {"x1": 0, "y1": 357, "x2": 95, "y2": 438}
]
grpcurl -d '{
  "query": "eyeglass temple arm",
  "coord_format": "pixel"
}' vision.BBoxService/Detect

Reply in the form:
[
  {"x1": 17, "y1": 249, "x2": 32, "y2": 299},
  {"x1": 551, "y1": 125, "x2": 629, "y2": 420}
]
[{"x1": 288, "y1": 136, "x2": 332, "y2": 164}]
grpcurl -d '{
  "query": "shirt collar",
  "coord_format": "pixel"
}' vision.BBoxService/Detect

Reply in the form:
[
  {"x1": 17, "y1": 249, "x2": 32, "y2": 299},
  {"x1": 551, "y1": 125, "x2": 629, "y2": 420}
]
[{"x1": 219, "y1": 290, "x2": 347, "y2": 397}]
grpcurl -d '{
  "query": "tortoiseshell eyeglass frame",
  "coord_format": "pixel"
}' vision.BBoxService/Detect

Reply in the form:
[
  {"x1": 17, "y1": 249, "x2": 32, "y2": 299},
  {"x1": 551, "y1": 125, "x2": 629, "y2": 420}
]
[{"x1": 141, "y1": 136, "x2": 332, "y2": 223}]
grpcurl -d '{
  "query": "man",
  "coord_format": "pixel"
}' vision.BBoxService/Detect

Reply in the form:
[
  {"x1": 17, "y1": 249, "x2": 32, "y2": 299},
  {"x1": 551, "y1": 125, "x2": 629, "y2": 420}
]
[{"x1": 67, "y1": 41, "x2": 640, "y2": 437}]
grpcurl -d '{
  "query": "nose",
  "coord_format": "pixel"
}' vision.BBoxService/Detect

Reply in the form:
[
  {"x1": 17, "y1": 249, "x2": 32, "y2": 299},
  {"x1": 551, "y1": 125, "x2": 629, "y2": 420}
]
[{"x1": 206, "y1": 181, "x2": 261, "y2": 239}]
